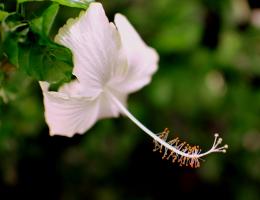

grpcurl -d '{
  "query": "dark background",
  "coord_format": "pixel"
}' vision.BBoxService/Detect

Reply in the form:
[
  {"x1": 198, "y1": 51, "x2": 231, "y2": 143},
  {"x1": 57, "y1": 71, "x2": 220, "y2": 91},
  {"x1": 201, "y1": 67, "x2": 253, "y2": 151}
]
[{"x1": 0, "y1": 0, "x2": 260, "y2": 199}]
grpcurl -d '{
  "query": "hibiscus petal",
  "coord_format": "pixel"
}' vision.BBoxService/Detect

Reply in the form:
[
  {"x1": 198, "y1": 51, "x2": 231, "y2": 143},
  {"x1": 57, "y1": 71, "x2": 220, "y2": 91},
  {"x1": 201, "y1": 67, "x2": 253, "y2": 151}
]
[
  {"x1": 40, "y1": 82, "x2": 99, "y2": 137},
  {"x1": 55, "y1": 3, "x2": 127, "y2": 98},
  {"x1": 114, "y1": 14, "x2": 159, "y2": 93},
  {"x1": 98, "y1": 90, "x2": 128, "y2": 119}
]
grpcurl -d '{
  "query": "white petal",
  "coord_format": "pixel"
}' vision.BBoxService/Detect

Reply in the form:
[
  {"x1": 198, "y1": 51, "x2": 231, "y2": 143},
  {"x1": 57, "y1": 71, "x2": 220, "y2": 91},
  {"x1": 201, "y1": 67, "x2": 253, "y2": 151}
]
[
  {"x1": 114, "y1": 14, "x2": 159, "y2": 93},
  {"x1": 40, "y1": 82, "x2": 99, "y2": 137},
  {"x1": 55, "y1": 3, "x2": 128, "y2": 97},
  {"x1": 98, "y1": 90, "x2": 128, "y2": 119}
]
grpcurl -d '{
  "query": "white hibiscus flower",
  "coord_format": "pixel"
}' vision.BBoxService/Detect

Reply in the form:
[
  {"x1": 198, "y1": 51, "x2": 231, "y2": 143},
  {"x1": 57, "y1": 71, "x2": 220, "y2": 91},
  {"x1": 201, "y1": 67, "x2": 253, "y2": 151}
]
[{"x1": 40, "y1": 3, "x2": 227, "y2": 168}]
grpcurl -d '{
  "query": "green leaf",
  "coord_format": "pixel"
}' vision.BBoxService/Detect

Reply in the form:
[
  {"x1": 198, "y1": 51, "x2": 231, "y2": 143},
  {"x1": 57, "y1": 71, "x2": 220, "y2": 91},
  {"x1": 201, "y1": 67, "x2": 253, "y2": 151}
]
[
  {"x1": 18, "y1": 0, "x2": 94, "y2": 9},
  {"x1": 0, "y1": 11, "x2": 9, "y2": 22},
  {"x1": 1, "y1": 13, "x2": 28, "y2": 67},
  {"x1": 1, "y1": 13, "x2": 73, "y2": 83},
  {"x1": 30, "y1": 3, "x2": 59, "y2": 36},
  {"x1": 2, "y1": 37, "x2": 19, "y2": 67},
  {"x1": 51, "y1": 0, "x2": 94, "y2": 9},
  {"x1": 4, "y1": 35, "x2": 73, "y2": 83},
  {"x1": 18, "y1": 38, "x2": 73, "y2": 82},
  {"x1": 1, "y1": 13, "x2": 28, "y2": 36},
  {"x1": 17, "y1": 0, "x2": 44, "y2": 3}
]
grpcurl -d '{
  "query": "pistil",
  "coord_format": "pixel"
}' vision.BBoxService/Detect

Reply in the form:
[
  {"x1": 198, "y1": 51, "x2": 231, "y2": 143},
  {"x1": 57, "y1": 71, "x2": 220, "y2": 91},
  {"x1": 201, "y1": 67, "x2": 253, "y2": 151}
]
[{"x1": 108, "y1": 92, "x2": 228, "y2": 168}]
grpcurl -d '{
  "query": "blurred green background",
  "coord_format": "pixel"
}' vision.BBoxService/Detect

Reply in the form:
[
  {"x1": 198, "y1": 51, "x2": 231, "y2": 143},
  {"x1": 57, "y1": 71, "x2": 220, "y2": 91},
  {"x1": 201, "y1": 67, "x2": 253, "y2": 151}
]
[{"x1": 1, "y1": 0, "x2": 260, "y2": 199}]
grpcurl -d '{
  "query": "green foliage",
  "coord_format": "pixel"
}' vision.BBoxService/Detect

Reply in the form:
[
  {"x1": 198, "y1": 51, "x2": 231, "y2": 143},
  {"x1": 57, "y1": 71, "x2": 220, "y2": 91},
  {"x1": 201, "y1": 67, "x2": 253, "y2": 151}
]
[
  {"x1": 18, "y1": 0, "x2": 94, "y2": 9},
  {"x1": 0, "y1": 0, "x2": 94, "y2": 85},
  {"x1": 30, "y1": 3, "x2": 59, "y2": 36},
  {"x1": 0, "y1": 3, "x2": 73, "y2": 83},
  {"x1": 18, "y1": 0, "x2": 42, "y2": 2},
  {"x1": 52, "y1": 0, "x2": 94, "y2": 9},
  {"x1": 0, "y1": 11, "x2": 9, "y2": 21}
]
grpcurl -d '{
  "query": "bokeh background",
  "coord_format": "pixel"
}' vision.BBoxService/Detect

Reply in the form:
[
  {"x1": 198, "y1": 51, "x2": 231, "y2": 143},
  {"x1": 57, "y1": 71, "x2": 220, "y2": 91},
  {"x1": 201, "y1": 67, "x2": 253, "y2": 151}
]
[{"x1": 1, "y1": 0, "x2": 260, "y2": 199}]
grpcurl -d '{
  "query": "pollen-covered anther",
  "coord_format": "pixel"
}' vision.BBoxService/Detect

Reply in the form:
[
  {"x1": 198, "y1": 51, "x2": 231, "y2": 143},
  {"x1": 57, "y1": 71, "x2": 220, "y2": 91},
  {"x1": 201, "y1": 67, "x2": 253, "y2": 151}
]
[
  {"x1": 153, "y1": 128, "x2": 170, "y2": 153},
  {"x1": 153, "y1": 128, "x2": 202, "y2": 168},
  {"x1": 152, "y1": 129, "x2": 228, "y2": 168}
]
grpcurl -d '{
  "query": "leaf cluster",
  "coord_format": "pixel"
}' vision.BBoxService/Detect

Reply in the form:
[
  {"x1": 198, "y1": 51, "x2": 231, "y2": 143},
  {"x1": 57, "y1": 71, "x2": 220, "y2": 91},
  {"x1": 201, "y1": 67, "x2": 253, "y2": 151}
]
[{"x1": 0, "y1": 0, "x2": 92, "y2": 88}]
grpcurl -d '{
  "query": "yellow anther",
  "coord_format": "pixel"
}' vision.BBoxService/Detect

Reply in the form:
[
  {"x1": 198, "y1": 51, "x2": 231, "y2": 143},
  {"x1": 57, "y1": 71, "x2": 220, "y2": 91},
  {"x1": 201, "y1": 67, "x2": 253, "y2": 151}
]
[{"x1": 153, "y1": 128, "x2": 202, "y2": 168}]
